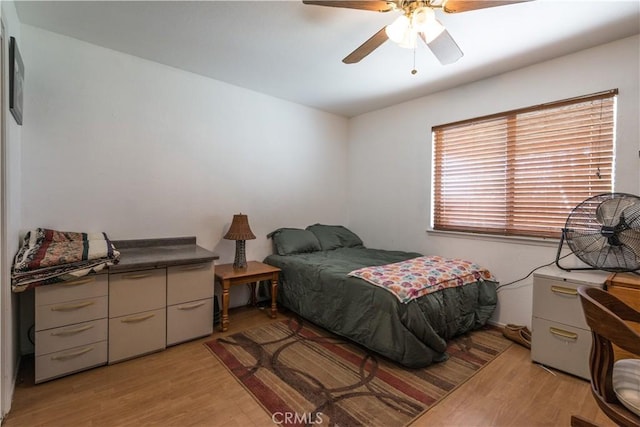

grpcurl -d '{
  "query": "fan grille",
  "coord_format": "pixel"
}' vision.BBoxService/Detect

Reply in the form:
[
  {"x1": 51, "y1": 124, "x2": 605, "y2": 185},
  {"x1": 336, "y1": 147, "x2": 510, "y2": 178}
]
[{"x1": 564, "y1": 193, "x2": 640, "y2": 272}]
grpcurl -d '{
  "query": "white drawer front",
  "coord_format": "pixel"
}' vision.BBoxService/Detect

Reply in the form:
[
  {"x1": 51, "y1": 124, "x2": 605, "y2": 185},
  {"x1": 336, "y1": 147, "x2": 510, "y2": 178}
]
[
  {"x1": 108, "y1": 308, "x2": 166, "y2": 363},
  {"x1": 109, "y1": 268, "x2": 166, "y2": 317},
  {"x1": 531, "y1": 317, "x2": 592, "y2": 380},
  {"x1": 35, "y1": 340, "x2": 107, "y2": 383},
  {"x1": 167, "y1": 263, "x2": 213, "y2": 305},
  {"x1": 36, "y1": 318, "x2": 108, "y2": 356},
  {"x1": 167, "y1": 298, "x2": 213, "y2": 346},
  {"x1": 36, "y1": 296, "x2": 108, "y2": 331},
  {"x1": 532, "y1": 276, "x2": 601, "y2": 329},
  {"x1": 35, "y1": 275, "x2": 108, "y2": 306}
]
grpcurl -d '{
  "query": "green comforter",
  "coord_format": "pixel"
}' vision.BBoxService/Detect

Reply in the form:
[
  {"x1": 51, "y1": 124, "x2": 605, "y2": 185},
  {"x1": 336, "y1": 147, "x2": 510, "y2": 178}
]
[{"x1": 264, "y1": 247, "x2": 498, "y2": 368}]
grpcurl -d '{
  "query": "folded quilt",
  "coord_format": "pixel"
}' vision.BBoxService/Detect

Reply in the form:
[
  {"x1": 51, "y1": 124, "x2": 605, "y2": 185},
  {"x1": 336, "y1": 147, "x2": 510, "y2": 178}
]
[
  {"x1": 348, "y1": 255, "x2": 496, "y2": 303},
  {"x1": 11, "y1": 228, "x2": 120, "y2": 292}
]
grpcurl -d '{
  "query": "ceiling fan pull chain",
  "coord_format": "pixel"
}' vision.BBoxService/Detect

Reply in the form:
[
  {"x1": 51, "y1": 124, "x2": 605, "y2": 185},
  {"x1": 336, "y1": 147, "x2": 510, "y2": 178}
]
[{"x1": 411, "y1": 47, "x2": 418, "y2": 75}]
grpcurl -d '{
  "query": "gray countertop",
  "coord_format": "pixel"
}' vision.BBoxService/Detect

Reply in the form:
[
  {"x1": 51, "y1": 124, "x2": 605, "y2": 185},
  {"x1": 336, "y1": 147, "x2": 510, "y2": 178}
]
[{"x1": 109, "y1": 236, "x2": 219, "y2": 273}]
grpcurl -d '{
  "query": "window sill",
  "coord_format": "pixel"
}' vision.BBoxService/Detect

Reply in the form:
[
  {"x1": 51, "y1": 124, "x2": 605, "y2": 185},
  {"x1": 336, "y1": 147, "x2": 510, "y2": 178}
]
[{"x1": 426, "y1": 229, "x2": 560, "y2": 248}]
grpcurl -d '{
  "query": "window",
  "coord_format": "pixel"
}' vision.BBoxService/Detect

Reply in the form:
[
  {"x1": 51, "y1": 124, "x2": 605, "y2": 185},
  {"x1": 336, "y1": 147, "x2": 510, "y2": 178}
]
[{"x1": 432, "y1": 90, "x2": 616, "y2": 239}]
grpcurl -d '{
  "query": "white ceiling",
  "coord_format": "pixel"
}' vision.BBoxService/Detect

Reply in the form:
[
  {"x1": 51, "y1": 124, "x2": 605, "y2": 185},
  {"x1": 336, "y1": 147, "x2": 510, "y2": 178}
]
[{"x1": 14, "y1": 0, "x2": 640, "y2": 117}]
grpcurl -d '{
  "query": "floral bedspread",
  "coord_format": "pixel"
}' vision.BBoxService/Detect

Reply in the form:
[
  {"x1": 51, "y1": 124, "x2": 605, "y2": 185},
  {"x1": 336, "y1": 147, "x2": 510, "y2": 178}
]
[
  {"x1": 348, "y1": 255, "x2": 496, "y2": 303},
  {"x1": 11, "y1": 228, "x2": 120, "y2": 292}
]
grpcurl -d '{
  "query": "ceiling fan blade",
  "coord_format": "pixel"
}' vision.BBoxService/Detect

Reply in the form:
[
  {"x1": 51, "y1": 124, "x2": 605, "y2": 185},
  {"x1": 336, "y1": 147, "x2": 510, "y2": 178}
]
[
  {"x1": 419, "y1": 29, "x2": 463, "y2": 65},
  {"x1": 343, "y1": 27, "x2": 388, "y2": 64},
  {"x1": 302, "y1": 1, "x2": 395, "y2": 12},
  {"x1": 441, "y1": 0, "x2": 530, "y2": 13}
]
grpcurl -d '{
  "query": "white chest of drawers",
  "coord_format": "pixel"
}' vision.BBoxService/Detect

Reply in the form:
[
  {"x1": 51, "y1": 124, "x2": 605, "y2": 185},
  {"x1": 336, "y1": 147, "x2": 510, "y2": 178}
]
[
  {"x1": 531, "y1": 266, "x2": 609, "y2": 379},
  {"x1": 34, "y1": 274, "x2": 109, "y2": 383},
  {"x1": 31, "y1": 237, "x2": 218, "y2": 382}
]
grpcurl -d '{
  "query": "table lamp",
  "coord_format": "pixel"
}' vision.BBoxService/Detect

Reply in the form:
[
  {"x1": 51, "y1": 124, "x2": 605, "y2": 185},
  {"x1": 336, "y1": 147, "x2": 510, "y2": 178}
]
[{"x1": 223, "y1": 213, "x2": 256, "y2": 269}]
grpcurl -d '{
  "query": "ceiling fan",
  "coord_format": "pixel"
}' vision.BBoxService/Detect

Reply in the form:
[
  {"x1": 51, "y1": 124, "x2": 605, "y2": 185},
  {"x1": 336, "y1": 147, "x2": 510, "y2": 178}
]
[{"x1": 303, "y1": 0, "x2": 530, "y2": 65}]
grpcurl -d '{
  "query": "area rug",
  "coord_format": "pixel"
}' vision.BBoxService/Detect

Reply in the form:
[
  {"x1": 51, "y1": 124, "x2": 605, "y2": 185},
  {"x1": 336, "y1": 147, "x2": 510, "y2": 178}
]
[{"x1": 205, "y1": 318, "x2": 512, "y2": 426}]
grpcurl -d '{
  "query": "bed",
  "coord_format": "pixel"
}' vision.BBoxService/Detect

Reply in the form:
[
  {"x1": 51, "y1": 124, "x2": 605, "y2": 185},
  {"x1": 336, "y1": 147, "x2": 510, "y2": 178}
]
[{"x1": 263, "y1": 224, "x2": 498, "y2": 368}]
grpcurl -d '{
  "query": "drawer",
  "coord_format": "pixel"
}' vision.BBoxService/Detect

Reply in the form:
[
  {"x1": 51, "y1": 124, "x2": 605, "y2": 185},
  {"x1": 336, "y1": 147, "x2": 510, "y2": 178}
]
[
  {"x1": 167, "y1": 298, "x2": 213, "y2": 346},
  {"x1": 36, "y1": 295, "x2": 108, "y2": 331},
  {"x1": 532, "y1": 276, "x2": 602, "y2": 329},
  {"x1": 36, "y1": 318, "x2": 108, "y2": 356},
  {"x1": 35, "y1": 340, "x2": 107, "y2": 383},
  {"x1": 109, "y1": 268, "x2": 166, "y2": 317},
  {"x1": 531, "y1": 317, "x2": 592, "y2": 380},
  {"x1": 108, "y1": 308, "x2": 166, "y2": 363},
  {"x1": 167, "y1": 263, "x2": 214, "y2": 305},
  {"x1": 35, "y1": 274, "x2": 108, "y2": 306}
]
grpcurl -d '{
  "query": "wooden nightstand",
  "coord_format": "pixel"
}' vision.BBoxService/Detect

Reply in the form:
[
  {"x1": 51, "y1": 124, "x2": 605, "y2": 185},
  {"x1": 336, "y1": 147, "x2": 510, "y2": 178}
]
[{"x1": 214, "y1": 261, "x2": 280, "y2": 332}]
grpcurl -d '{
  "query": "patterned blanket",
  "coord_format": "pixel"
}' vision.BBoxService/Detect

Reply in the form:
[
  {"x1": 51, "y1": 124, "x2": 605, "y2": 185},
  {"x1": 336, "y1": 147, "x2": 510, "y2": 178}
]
[
  {"x1": 11, "y1": 228, "x2": 120, "y2": 292},
  {"x1": 348, "y1": 255, "x2": 496, "y2": 303}
]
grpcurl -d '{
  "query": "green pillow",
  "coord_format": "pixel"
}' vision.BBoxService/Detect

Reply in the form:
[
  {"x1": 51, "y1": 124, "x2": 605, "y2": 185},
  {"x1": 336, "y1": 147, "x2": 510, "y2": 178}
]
[
  {"x1": 306, "y1": 224, "x2": 364, "y2": 251},
  {"x1": 268, "y1": 228, "x2": 322, "y2": 255}
]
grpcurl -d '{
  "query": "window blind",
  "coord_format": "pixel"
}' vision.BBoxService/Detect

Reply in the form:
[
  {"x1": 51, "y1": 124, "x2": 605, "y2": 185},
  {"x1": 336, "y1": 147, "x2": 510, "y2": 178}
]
[{"x1": 432, "y1": 90, "x2": 616, "y2": 238}]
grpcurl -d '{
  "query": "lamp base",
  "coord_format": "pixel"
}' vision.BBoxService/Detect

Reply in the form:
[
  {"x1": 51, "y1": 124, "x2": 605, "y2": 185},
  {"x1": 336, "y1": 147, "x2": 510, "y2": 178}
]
[{"x1": 233, "y1": 240, "x2": 247, "y2": 270}]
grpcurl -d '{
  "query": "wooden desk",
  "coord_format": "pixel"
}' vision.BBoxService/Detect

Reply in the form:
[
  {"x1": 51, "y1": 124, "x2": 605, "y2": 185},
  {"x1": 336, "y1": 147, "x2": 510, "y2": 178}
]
[
  {"x1": 215, "y1": 261, "x2": 280, "y2": 332},
  {"x1": 606, "y1": 272, "x2": 640, "y2": 307},
  {"x1": 605, "y1": 272, "x2": 640, "y2": 360}
]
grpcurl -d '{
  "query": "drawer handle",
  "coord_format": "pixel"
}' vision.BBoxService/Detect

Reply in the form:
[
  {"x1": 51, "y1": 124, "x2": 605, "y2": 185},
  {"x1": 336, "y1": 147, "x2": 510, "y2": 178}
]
[
  {"x1": 50, "y1": 324, "x2": 94, "y2": 336},
  {"x1": 122, "y1": 273, "x2": 154, "y2": 280},
  {"x1": 179, "y1": 264, "x2": 207, "y2": 271},
  {"x1": 51, "y1": 301, "x2": 96, "y2": 312},
  {"x1": 549, "y1": 327, "x2": 579, "y2": 340},
  {"x1": 60, "y1": 277, "x2": 96, "y2": 287},
  {"x1": 177, "y1": 301, "x2": 206, "y2": 310},
  {"x1": 121, "y1": 313, "x2": 155, "y2": 323},
  {"x1": 550, "y1": 285, "x2": 578, "y2": 296},
  {"x1": 51, "y1": 346, "x2": 94, "y2": 361}
]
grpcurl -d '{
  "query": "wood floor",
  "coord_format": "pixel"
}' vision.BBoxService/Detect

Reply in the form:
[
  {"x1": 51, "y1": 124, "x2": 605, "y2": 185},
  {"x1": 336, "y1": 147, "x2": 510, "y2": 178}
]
[{"x1": 3, "y1": 307, "x2": 615, "y2": 427}]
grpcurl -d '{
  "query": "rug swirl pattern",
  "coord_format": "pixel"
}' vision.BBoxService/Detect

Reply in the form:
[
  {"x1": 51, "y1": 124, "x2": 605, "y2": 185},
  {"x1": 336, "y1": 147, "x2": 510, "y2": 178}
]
[{"x1": 205, "y1": 318, "x2": 511, "y2": 426}]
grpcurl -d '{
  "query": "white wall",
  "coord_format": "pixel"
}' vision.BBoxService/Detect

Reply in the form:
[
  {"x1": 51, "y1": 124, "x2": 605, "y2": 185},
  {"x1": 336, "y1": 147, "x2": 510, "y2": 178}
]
[
  {"x1": 18, "y1": 25, "x2": 349, "y2": 343},
  {"x1": 348, "y1": 35, "x2": 640, "y2": 327},
  {"x1": 20, "y1": 24, "x2": 349, "y2": 257}
]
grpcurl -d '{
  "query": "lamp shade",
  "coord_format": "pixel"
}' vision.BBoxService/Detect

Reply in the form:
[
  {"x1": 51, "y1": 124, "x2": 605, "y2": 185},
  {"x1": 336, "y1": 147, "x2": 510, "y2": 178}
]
[
  {"x1": 385, "y1": 14, "x2": 416, "y2": 49},
  {"x1": 223, "y1": 214, "x2": 256, "y2": 241},
  {"x1": 385, "y1": 15, "x2": 410, "y2": 43}
]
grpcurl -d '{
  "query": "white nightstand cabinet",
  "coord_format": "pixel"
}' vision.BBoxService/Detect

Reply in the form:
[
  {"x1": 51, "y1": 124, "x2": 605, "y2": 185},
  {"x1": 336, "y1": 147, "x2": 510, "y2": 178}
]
[{"x1": 531, "y1": 267, "x2": 609, "y2": 379}]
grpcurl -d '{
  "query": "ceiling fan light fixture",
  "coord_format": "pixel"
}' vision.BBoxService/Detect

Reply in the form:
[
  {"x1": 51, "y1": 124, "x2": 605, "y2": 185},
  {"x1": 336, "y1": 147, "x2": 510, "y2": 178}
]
[
  {"x1": 411, "y1": 6, "x2": 434, "y2": 32},
  {"x1": 411, "y1": 6, "x2": 445, "y2": 43},
  {"x1": 385, "y1": 14, "x2": 417, "y2": 49},
  {"x1": 385, "y1": 14, "x2": 410, "y2": 43},
  {"x1": 397, "y1": 30, "x2": 417, "y2": 49},
  {"x1": 305, "y1": 0, "x2": 529, "y2": 65}
]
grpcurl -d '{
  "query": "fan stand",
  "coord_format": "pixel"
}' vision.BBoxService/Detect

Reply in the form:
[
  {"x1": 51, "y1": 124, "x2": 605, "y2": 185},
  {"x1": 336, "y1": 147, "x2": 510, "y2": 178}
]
[{"x1": 555, "y1": 228, "x2": 599, "y2": 272}]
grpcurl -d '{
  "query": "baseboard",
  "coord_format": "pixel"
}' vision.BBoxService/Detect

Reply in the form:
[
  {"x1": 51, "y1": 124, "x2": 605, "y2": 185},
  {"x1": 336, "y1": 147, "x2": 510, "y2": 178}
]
[
  {"x1": 488, "y1": 320, "x2": 531, "y2": 329},
  {"x1": 1, "y1": 353, "x2": 21, "y2": 422}
]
